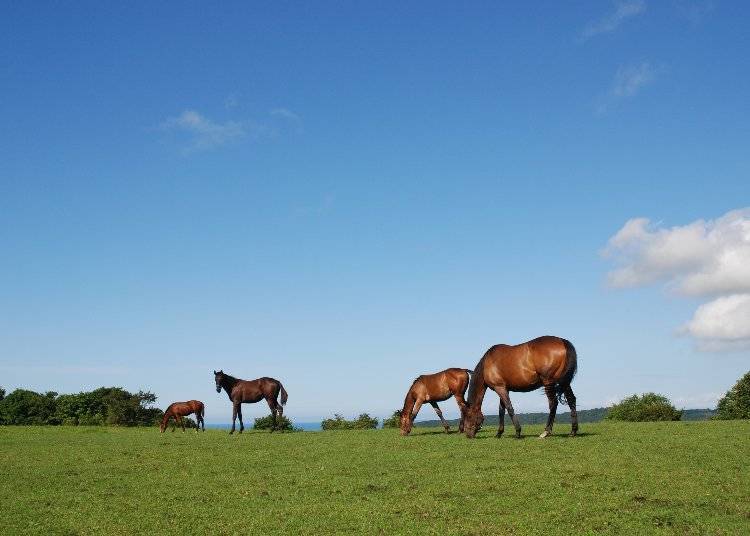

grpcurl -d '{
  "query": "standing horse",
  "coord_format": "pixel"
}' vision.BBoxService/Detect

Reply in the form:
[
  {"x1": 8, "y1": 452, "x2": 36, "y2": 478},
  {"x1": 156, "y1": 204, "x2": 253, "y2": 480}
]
[
  {"x1": 213, "y1": 370, "x2": 288, "y2": 434},
  {"x1": 160, "y1": 400, "x2": 205, "y2": 433},
  {"x1": 399, "y1": 368, "x2": 472, "y2": 436},
  {"x1": 463, "y1": 336, "x2": 578, "y2": 439}
]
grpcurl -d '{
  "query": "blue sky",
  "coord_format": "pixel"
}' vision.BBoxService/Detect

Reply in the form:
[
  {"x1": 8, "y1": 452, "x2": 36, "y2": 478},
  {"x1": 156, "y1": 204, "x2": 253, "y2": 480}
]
[{"x1": 2, "y1": 1, "x2": 748, "y2": 423}]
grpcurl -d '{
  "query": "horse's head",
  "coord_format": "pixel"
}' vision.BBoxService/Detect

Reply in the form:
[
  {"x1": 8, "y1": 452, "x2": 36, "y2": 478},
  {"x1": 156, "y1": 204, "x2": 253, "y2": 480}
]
[
  {"x1": 159, "y1": 420, "x2": 166, "y2": 433},
  {"x1": 463, "y1": 405, "x2": 484, "y2": 438},
  {"x1": 397, "y1": 410, "x2": 413, "y2": 436},
  {"x1": 213, "y1": 370, "x2": 224, "y2": 393}
]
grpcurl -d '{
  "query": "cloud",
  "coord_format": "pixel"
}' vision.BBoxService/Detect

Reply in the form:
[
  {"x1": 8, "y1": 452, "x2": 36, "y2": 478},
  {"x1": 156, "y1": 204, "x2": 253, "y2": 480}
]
[
  {"x1": 162, "y1": 110, "x2": 246, "y2": 151},
  {"x1": 597, "y1": 62, "x2": 657, "y2": 114},
  {"x1": 612, "y1": 62, "x2": 656, "y2": 98},
  {"x1": 603, "y1": 208, "x2": 750, "y2": 350},
  {"x1": 270, "y1": 108, "x2": 300, "y2": 122},
  {"x1": 581, "y1": 0, "x2": 646, "y2": 40}
]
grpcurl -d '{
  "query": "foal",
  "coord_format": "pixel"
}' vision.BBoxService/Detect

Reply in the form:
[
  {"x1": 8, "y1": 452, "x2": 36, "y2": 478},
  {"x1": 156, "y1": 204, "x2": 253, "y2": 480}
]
[
  {"x1": 160, "y1": 400, "x2": 205, "y2": 432},
  {"x1": 214, "y1": 370, "x2": 288, "y2": 434},
  {"x1": 399, "y1": 368, "x2": 472, "y2": 435}
]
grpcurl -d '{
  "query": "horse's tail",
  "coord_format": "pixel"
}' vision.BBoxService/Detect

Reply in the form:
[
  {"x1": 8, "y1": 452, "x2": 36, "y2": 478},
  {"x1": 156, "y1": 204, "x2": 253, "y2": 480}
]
[
  {"x1": 279, "y1": 382, "x2": 288, "y2": 406},
  {"x1": 555, "y1": 339, "x2": 578, "y2": 406}
]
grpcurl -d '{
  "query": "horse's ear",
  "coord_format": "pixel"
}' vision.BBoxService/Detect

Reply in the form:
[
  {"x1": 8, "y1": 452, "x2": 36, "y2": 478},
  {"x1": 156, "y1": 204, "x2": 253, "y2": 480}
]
[{"x1": 213, "y1": 370, "x2": 217, "y2": 375}]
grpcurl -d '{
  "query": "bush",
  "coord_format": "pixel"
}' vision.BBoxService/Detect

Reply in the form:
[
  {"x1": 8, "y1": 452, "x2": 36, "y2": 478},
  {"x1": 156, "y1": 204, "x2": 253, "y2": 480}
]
[
  {"x1": 382, "y1": 410, "x2": 401, "y2": 428},
  {"x1": 253, "y1": 414, "x2": 295, "y2": 432},
  {"x1": 715, "y1": 371, "x2": 750, "y2": 420},
  {"x1": 321, "y1": 413, "x2": 378, "y2": 430},
  {"x1": 0, "y1": 390, "x2": 57, "y2": 425},
  {"x1": 606, "y1": 393, "x2": 682, "y2": 422}
]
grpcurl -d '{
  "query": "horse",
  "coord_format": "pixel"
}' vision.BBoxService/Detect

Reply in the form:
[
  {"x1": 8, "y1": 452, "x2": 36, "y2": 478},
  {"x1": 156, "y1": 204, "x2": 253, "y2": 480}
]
[
  {"x1": 399, "y1": 368, "x2": 472, "y2": 436},
  {"x1": 160, "y1": 400, "x2": 205, "y2": 433},
  {"x1": 463, "y1": 336, "x2": 578, "y2": 439},
  {"x1": 213, "y1": 370, "x2": 288, "y2": 434}
]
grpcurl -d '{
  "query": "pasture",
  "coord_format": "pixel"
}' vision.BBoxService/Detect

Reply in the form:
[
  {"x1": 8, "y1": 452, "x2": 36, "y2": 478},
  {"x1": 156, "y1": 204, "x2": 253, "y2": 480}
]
[{"x1": 1, "y1": 421, "x2": 748, "y2": 534}]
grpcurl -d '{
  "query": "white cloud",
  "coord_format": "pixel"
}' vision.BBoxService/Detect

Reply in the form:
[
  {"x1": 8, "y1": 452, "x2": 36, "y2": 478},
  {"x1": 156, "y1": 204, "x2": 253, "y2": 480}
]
[
  {"x1": 581, "y1": 0, "x2": 646, "y2": 40},
  {"x1": 603, "y1": 208, "x2": 750, "y2": 349},
  {"x1": 683, "y1": 294, "x2": 750, "y2": 347},
  {"x1": 270, "y1": 108, "x2": 300, "y2": 122},
  {"x1": 612, "y1": 62, "x2": 656, "y2": 98},
  {"x1": 162, "y1": 110, "x2": 246, "y2": 151},
  {"x1": 597, "y1": 62, "x2": 657, "y2": 114}
]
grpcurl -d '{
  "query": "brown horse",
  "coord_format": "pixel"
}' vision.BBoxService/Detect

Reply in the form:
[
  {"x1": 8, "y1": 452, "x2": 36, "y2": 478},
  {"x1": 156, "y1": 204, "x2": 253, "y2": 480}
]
[
  {"x1": 160, "y1": 400, "x2": 205, "y2": 433},
  {"x1": 399, "y1": 368, "x2": 472, "y2": 436},
  {"x1": 213, "y1": 370, "x2": 288, "y2": 434},
  {"x1": 464, "y1": 336, "x2": 578, "y2": 439}
]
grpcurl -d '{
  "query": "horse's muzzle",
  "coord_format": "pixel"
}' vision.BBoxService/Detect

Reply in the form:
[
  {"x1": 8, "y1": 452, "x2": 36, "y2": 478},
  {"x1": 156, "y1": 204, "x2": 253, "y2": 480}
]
[{"x1": 215, "y1": 386, "x2": 221, "y2": 393}]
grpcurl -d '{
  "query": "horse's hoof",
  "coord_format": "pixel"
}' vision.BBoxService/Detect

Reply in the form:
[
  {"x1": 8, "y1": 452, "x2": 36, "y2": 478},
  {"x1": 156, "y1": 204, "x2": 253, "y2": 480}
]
[
  {"x1": 539, "y1": 430, "x2": 551, "y2": 439},
  {"x1": 496, "y1": 432, "x2": 503, "y2": 438}
]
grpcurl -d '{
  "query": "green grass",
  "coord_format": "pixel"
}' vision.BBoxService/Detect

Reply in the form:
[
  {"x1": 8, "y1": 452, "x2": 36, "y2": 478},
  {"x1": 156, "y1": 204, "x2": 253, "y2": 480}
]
[{"x1": 1, "y1": 421, "x2": 748, "y2": 534}]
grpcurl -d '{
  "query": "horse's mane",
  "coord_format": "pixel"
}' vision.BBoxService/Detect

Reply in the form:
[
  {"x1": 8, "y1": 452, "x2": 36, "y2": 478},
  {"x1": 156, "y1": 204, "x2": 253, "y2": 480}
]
[{"x1": 466, "y1": 352, "x2": 489, "y2": 405}]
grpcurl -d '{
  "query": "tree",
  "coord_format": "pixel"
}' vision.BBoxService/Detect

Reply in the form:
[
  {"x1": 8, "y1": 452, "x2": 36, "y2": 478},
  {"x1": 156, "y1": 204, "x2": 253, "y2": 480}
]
[
  {"x1": 606, "y1": 393, "x2": 682, "y2": 422},
  {"x1": 0, "y1": 389, "x2": 58, "y2": 425},
  {"x1": 715, "y1": 371, "x2": 750, "y2": 420}
]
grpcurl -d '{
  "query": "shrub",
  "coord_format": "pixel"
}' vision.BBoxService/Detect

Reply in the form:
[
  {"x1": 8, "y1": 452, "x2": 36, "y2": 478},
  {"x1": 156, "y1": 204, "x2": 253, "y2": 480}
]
[
  {"x1": 382, "y1": 410, "x2": 401, "y2": 428},
  {"x1": 321, "y1": 413, "x2": 378, "y2": 430},
  {"x1": 607, "y1": 393, "x2": 682, "y2": 422},
  {"x1": 253, "y1": 414, "x2": 295, "y2": 432},
  {"x1": 715, "y1": 371, "x2": 750, "y2": 420}
]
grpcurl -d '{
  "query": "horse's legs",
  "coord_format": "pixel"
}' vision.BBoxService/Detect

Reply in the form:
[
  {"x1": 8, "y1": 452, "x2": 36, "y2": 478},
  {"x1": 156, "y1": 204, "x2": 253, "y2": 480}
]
[
  {"x1": 497, "y1": 399, "x2": 506, "y2": 438},
  {"x1": 230, "y1": 403, "x2": 238, "y2": 434},
  {"x1": 429, "y1": 402, "x2": 450, "y2": 433},
  {"x1": 411, "y1": 399, "x2": 424, "y2": 425},
  {"x1": 179, "y1": 416, "x2": 186, "y2": 433},
  {"x1": 453, "y1": 394, "x2": 467, "y2": 433},
  {"x1": 497, "y1": 387, "x2": 521, "y2": 438},
  {"x1": 237, "y1": 405, "x2": 244, "y2": 433},
  {"x1": 540, "y1": 385, "x2": 558, "y2": 438},
  {"x1": 564, "y1": 385, "x2": 578, "y2": 437},
  {"x1": 265, "y1": 397, "x2": 278, "y2": 432}
]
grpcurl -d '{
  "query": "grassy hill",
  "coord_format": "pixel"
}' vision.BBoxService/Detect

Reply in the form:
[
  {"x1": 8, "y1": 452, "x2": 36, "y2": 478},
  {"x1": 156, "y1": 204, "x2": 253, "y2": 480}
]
[
  {"x1": 414, "y1": 407, "x2": 716, "y2": 428},
  {"x1": 1, "y1": 421, "x2": 747, "y2": 534}
]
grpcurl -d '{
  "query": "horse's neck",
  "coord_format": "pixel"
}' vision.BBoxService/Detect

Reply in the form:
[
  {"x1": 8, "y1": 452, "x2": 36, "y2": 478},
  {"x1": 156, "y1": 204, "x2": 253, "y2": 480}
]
[
  {"x1": 467, "y1": 365, "x2": 488, "y2": 407},
  {"x1": 221, "y1": 375, "x2": 239, "y2": 393},
  {"x1": 402, "y1": 386, "x2": 417, "y2": 415}
]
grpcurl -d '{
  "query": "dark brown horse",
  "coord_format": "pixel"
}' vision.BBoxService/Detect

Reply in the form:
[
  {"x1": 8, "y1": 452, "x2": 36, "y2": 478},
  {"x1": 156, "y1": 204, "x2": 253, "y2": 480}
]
[
  {"x1": 160, "y1": 400, "x2": 205, "y2": 433},
  {"x1": 464, "y1": 336, "x2": 578, "y2": 439},
  {"x1": 213, "y1": 370, "x2": 288, "y2": 434},
  {"x1": 399, "y1": 368, "x2": 472, "y2": 436}
]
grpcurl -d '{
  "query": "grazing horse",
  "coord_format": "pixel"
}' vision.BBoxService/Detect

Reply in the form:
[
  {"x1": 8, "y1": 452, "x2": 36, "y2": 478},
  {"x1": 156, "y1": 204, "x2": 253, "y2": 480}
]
[
  {"x1": 160, "y1": 400, "x2": 205, "y2": 433},
  {"x1": 399, "y1": 368, "x2": 472, "y2": 436},
  {"x1": 464, "y1": 336, "x2": 578, "y2": 439},
  {"x1": 213, "y1": 370, "x2": 288, "y2": 434}
]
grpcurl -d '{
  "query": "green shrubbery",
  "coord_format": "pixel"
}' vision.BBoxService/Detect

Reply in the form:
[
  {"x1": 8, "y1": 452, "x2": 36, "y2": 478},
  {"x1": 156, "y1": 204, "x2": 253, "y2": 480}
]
[
  {"x1": 381, "y1": 410, "x2": 401, "y2": 428},
  {"x1": 606, "y1": 393, "x2": 682, "y2": 422},
  {"x1": 0, "y1": 387, "x2": 162, "y2": 426},
  {"x1": 321, "y1": 413, "x2": 378, "y2": 430},
  {"x1": 253, "y1": 414, "x2": 297, "y2": 432},
  {"x1": 715, "y1": 371, "x2": 750, "y2": 420}
]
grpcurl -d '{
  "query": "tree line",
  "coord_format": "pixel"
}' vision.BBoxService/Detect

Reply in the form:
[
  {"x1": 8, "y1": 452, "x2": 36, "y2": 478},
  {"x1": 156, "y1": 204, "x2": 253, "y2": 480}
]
[{"x1": 0, "y1": 387, "x2": 162, "y2": 426}]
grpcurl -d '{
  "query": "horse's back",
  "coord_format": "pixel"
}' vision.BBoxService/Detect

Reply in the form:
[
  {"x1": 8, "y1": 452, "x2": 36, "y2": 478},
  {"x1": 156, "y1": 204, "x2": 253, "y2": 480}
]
[{"x1": 483, "y1": 336, "x2": 571, "y2": 390}]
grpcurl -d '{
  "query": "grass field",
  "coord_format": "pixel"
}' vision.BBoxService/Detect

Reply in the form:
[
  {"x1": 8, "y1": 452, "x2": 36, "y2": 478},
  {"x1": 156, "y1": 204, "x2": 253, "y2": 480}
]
[{"x1": 1, "y1": 421, "x2": 749, "y2": 535}]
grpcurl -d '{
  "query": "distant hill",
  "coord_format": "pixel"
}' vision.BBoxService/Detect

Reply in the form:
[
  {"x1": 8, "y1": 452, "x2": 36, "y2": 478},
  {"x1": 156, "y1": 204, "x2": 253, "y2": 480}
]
[{"x1": 413, "y1": 407, "x2": 716, "y2": 427}]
